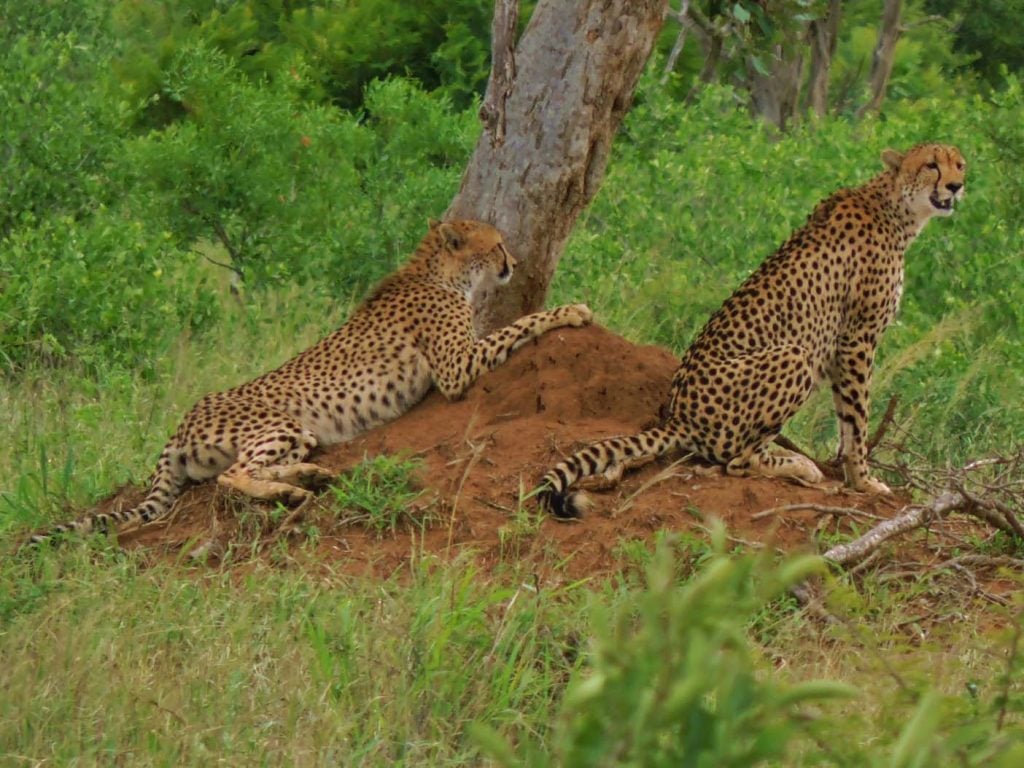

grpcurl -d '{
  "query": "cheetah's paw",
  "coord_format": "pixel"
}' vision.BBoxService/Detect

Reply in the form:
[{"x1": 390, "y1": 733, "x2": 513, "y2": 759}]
[
  {"x1": 561, "y1": 303, "x2": 593, "y2": 327},
  {"x1": 856, "y1": 476, "x2": 892, "y2": 495},
  {"x1": 283, "y1": 486, "x2": 314, "y2": 505}
]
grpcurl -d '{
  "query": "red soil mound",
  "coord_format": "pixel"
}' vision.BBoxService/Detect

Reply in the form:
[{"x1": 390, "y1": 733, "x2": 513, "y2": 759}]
[{"x1": 106, "y1": 325, "x2": 904, "y2": 578}]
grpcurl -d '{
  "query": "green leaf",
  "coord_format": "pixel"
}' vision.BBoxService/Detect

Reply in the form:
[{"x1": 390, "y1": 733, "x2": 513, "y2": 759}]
[
  {"x1": 467, "y1": 722, "x2": 520, "y2": 768},
  {"x1": 890, "y1": 691, "x2": 942, "y2": 768},
  {"x1": 773, "y1": 680, "x2": 860, "y2": 708}
]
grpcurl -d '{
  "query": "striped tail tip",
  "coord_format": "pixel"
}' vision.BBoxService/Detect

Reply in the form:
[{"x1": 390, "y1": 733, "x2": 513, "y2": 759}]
[{"x1": 536, "y1": 485, "x2": 592, "y2": 520}]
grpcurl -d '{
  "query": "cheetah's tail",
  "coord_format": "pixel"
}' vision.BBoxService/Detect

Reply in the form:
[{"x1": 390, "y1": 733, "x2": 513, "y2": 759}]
[
  {"x1": 535, "y1": 425, "x2": 686, "y2": 519},
  {"x1": 25, "y1": 446, "x2": 188, "y2": 548}
]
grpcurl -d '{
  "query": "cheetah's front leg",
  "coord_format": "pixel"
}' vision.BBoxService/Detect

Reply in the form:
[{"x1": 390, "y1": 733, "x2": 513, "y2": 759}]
[
  {"x1": 431, "y1": 303, "x2": 592, "y2": 399},
  {"x1": 829, "y1": 335, "x2": 891, "y2": 494}
]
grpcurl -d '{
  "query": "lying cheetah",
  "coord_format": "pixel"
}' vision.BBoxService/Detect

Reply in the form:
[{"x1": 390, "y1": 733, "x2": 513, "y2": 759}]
[
  {"x1": 538, "y1": 143, "x2": 965, "y2": 518},
  {"x1": 31, "y1": 220, "x2": 592, "y2": 544}
]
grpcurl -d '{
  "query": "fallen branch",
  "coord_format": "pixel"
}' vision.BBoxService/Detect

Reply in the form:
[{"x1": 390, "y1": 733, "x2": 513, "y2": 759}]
[
  {"x1": 751, "y1": 503, "x2": 877, "y2": 522},
  {"x1": 822, "y1": 491, "x2": 966, "y2": 567}
]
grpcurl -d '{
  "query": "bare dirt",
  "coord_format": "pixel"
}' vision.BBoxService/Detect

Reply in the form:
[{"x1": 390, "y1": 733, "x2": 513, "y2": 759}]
[{"x1": 102, "y1": 324, "x2": 908, "y2": 580}]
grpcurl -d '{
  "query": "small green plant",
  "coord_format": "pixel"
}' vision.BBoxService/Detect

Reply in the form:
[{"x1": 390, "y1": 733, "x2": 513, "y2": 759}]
[
  {"x1": 497, "y1": 479, "x2": 546, "y2": 560},
  {"x1": 330, "y1": 454, "x2": 427, "y2": 535},
  {"x1": 473, "y1": 527, "x2": 856, "y2": 767}
]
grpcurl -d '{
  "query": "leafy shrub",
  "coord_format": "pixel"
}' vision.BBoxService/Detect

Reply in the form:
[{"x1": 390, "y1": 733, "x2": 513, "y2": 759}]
[
  {"x1": 474, "y1": 533, "x2": 854, "y2": 766},
  {"x1": 0, "y1": 210, "x2": 217, "y2": 371},
  {"x1": 1, "y1": 25, "x2": 477, "y2": 370},
  {"x1": 0, "y1": 31, "x2": 122, "y2": 240},
  {"x1": 124, "y1": 47, "x2": 477, "y2": 289},
  {"x1": 109, "y1": 0, "x2": 509, "y2": 124}
]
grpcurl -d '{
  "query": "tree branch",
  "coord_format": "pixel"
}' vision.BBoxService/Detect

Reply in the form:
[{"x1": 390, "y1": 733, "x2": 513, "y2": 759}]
[
  {"x1": 478, "y1": 0, "x2": 519, "y2": 147},
  {"x1": 660, "y1": 1, "x2": 691, "y2": 84},
  {"x1": 866, "y1": 394, "x2": 900, "y2": 454},
  {"x1": 822, "y1": 491, "x2": 966, "y2": 567}
]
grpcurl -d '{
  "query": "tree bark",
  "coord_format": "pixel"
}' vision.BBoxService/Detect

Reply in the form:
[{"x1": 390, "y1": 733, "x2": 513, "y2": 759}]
[
  {"x1": 477, "y1": 0, "x2": 519, "y2": 146},
  {"x1": 857, "y1": 0, "x2": 902, "y2": 118},
  {"x1": 745, "y1": 45, "x2": 804, "y2": 132},
  {"x1": 446, "y1": 0, "x2": 666, "y2": 333},
  {"x1": 805, "y1": 0, "x2": 841, "y2": 118}
]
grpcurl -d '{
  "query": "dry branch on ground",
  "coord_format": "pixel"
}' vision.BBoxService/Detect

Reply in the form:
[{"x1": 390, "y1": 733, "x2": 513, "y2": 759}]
[{"x1": 822, "y1": 448, "x2": 1024, "y2": 568}]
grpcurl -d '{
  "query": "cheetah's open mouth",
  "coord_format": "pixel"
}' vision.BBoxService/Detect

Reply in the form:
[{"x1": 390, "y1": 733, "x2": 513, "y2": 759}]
[{"x1": 929, "y1": 194, "x2": 955, "y2": 213}]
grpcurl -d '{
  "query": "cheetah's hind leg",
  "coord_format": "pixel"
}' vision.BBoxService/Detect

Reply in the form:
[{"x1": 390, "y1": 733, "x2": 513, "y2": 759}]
[
  {"x1": 253, "y1": 462, "x2": 335, "y2": 489},
  {"x1": 217, "y1": 426, "x2": 326, "y2": 505},
  {"x1": 727, "y1": 443, "x2": 825, "y2": 486}
]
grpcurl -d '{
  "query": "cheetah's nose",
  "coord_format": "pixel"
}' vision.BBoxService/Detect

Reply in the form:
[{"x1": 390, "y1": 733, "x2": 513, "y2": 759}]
[{"x1": 946, "y1": 182, "x2": 963, "y2": 194}]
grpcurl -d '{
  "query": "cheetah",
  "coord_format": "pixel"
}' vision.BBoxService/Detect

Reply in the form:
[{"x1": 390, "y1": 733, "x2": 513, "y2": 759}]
[
  {"x1": 537, "y1": 143, "x2": 965, "y2": 518},
  {"x1": 30, "y1": 220, "x2": 592, "y2": 544}
]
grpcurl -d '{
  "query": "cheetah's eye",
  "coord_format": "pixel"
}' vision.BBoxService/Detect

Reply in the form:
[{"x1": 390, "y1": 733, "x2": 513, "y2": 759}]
[{"x1": 926, "y1": 161, "x2": 939, "y2": 171}]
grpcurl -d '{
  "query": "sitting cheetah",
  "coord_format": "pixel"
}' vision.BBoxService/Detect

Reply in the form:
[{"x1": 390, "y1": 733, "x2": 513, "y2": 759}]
[
  {"x1": 538, "y1": 143, "x2": 965, "y2": 518},
  {"x1": 31, "y1": 220, "x2": 592, "y2": 544}
]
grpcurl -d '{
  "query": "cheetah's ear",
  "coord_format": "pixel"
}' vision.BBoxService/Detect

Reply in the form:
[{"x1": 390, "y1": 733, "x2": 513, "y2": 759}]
[
  {"x1": 428, "y1": 218, "x2": 441, "y2": 230},
  {"x1": 881, "y1": 148, "x2": 904, "y2": 170},
  {"x1": 438, "y1": 222, "x2": 463, "y2": 250}
]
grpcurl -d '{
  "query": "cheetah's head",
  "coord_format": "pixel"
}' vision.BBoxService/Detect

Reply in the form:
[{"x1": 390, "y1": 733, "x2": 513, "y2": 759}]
[
  {"x1": 430, "y1": 219, "x2": 517, "y2": 299},
  {"x1": 882, "y1": 143, "x2": 966, "y2": 221}
]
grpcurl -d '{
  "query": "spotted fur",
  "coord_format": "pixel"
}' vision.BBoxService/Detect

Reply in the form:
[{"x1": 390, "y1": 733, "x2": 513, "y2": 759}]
[
  {"x1": 538, "y1": 143, "x2": 966, "y2": 518},
  {"x1": 31, "y1": 220, "x2": 592, "y2": 544}
]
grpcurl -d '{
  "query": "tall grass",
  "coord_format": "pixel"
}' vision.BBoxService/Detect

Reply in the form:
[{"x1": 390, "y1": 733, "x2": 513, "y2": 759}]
[
  {"x1": 2, "y1": 536, "x2": 1020, "y2": 765},
  {"x1": 0, "y1": 547, "x2": 582, "y2": 765},
  {"x1": 0, "y1": 283, "x2": 345, "y2": 536}
]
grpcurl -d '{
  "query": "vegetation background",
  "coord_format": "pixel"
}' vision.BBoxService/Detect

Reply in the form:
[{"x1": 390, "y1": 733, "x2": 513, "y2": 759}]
[{"x1": 1, "y1": 0, "x2": 1022, "y2": 764}]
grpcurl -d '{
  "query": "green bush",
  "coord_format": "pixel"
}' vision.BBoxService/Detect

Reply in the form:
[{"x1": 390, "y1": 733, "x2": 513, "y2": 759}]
[
  {"x1": 474, "y1": 535, "x2": 855, "y2": 766},
  {"x1": 0, "y1": 210, "x2": 217, "y2": 371},
  {"x1": 0, "y1": 31, "x2": 122, "y2": 239},
  {"x1": 0, "y1": 29, "x2": 477, "y2": 370},
  {"x1": 125, "y1": 47, "x2": 477, "y2": 288},
  {"x1": 109, "y1": 0, "x2": 506, "y2": 124}
]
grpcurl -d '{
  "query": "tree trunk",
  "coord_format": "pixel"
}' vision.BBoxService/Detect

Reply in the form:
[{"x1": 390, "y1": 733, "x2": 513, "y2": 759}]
[
  {"x1": 805, "y1": 0, "x2": 841, "y2": 118},
  {"x1": 446, "y1": 0, "x2": 665, "y2": 333},
  {"x1": 857, "y1": 0, "x2": 902, "y2": 118},
  {"x1": 680, "y1": 3, "x2": 722, "y2": 104},
  {"x1": 745, "y1": 45, "x2": 804, "y2": 132}
]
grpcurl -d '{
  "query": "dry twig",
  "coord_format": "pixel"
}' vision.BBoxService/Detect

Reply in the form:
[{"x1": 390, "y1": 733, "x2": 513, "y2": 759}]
[
  {"x1": 751, "y1": 503, "x2": 879, "y2": 522},
  {"x1": 822, "y1": 491, "x2": 967, "y2": 567},
  {"x1": 822, "y1": 447, "x2": 1024, "y2": 569}
]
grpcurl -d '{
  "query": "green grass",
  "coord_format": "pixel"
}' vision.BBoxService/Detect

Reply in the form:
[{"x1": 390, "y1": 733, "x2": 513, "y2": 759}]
[
  {"x1": 0, "y1": 546, "x2": 582, "y2": 765},
  {"x1": 329, "y1": 454, "x2": 430, "y2": 536},
  {"x1": 2, "y1": 535, "x2": 1021, "y2": 766}
]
